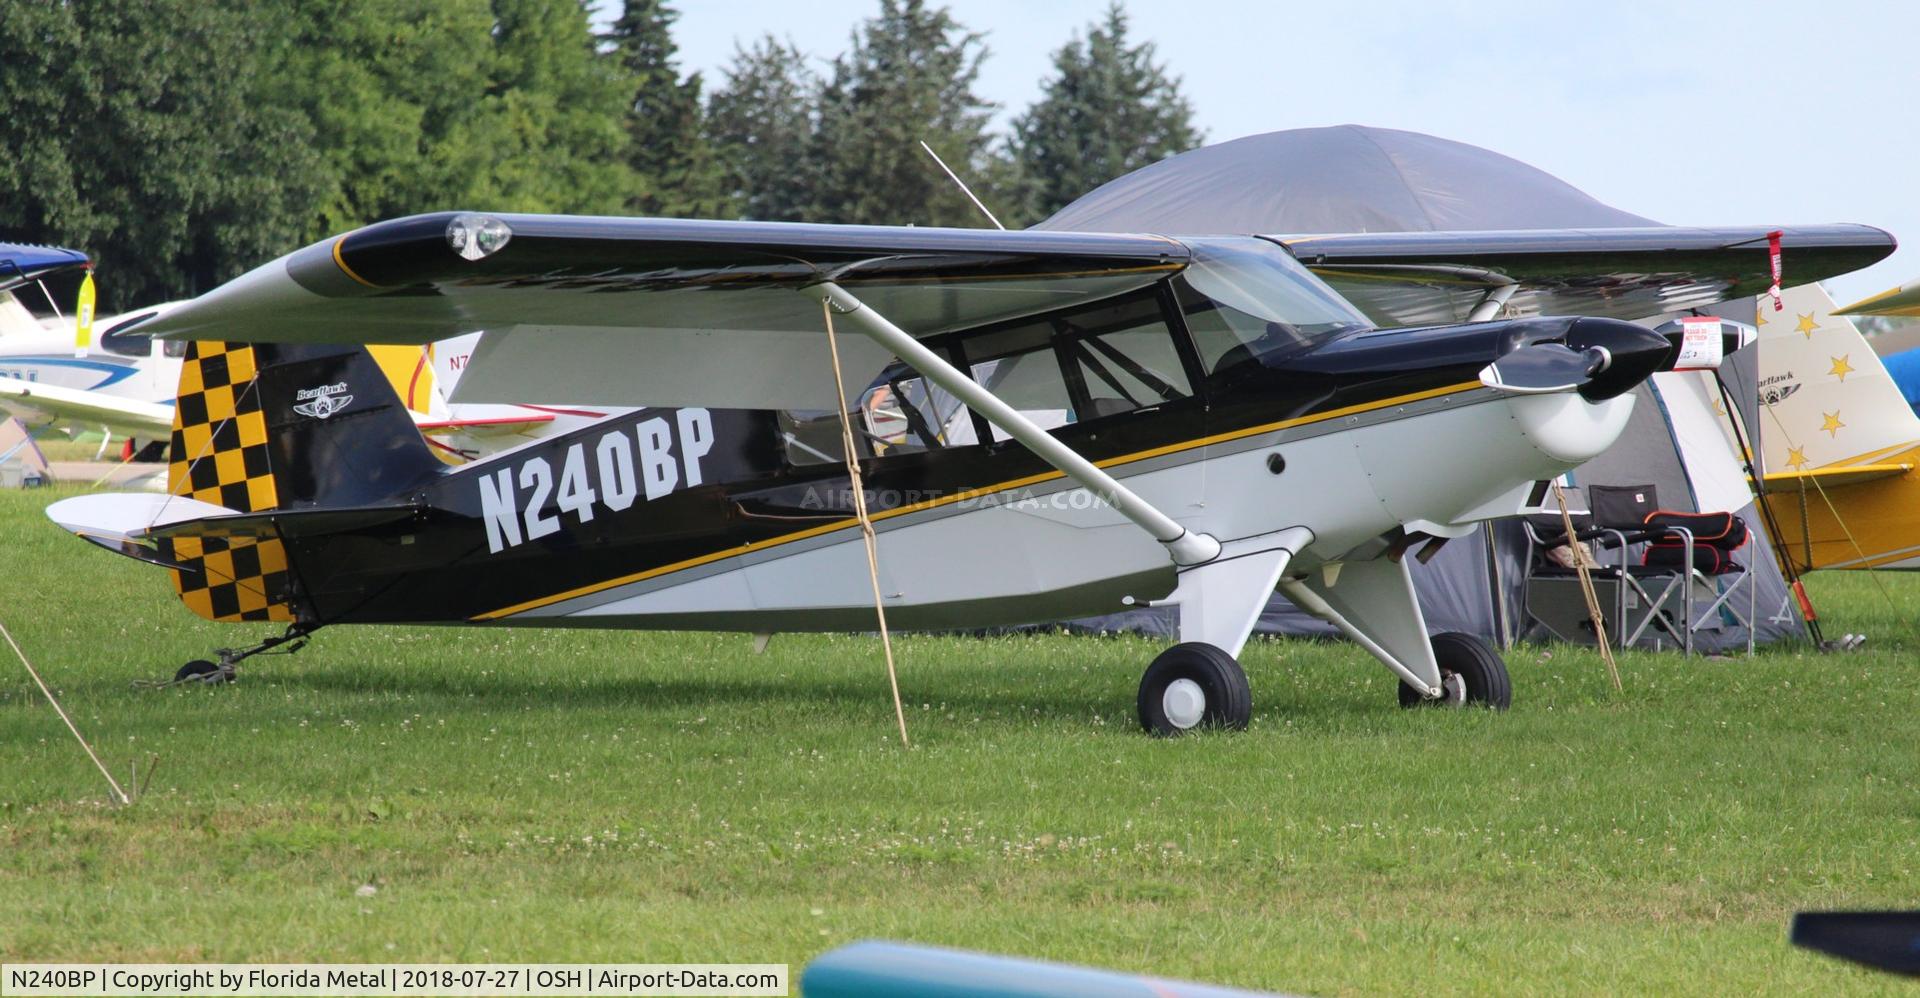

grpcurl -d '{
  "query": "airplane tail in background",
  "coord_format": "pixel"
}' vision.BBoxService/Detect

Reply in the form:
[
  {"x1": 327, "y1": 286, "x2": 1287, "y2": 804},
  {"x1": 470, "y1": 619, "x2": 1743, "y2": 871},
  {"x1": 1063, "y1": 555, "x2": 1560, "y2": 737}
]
[
  {"x1": 156, "y1": 341, "x2": 443, "y2": 621},
  {"x1": 1745, "y1": 283, "x2": 1920, "y2": 571},
  {"x1": 367, "y1": 342, "x2": 449, "y2": 421},
  {"x1": 1751, "y1": 282, "x2": 1920, "y2": 474}
]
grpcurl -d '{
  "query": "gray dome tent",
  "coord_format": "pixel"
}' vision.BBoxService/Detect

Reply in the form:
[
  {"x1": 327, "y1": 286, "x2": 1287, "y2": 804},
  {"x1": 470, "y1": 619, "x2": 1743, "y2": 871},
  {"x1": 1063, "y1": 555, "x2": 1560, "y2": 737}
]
[
  {"x1": 1035, "y1": 124, "x2": 1659, "y2": 234},
  {"x1": 1038, "y1": 125, "x2": 1801, "y2": 652}
]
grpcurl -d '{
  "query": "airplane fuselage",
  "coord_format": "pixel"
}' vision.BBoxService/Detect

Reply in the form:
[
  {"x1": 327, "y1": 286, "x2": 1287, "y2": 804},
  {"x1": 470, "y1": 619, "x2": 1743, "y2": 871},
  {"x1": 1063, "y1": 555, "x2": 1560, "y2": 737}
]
[{"x1": 266, "y1": 316, "x2": 1638, "y2": 633}]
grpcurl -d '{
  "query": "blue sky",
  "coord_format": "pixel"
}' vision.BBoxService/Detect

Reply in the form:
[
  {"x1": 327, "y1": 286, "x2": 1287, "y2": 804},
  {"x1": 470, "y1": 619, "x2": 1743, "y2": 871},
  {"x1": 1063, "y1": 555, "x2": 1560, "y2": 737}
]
[{"x1": 659, "y1": 0, "x2": 1919, "y2": 304}]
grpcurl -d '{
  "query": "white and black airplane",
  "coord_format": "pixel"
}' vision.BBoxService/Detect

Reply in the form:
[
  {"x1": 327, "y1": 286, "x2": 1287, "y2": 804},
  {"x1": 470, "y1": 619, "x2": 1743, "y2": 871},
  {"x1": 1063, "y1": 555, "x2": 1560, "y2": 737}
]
[
  {"x1": 46, "y1": 213, "x2": 1893, "y2": 733},
  {"x1": 0, "y1": 243, "x2": 180, "y2": 452}
]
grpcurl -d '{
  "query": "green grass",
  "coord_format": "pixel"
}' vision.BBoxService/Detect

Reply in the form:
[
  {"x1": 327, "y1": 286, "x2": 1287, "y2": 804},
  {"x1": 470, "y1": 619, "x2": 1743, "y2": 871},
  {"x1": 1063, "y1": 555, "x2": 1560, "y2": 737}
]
[{"x1": 2, "y1": 482, "x2": 1916, "y2": 994}]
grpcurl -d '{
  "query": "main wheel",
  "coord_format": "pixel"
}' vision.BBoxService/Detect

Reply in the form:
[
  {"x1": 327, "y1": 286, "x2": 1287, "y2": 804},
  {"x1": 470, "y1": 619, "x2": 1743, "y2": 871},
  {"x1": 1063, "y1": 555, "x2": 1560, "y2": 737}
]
[
  {"x1": 1137, "y1": 642, "x2": 1252, "y2": 736},
  {"x1": 174, "y1": 659, "x2": 229, "y2": 685},
  {"x1": 1398, "y1": 632, "x2": 1510, "y2": 709}
]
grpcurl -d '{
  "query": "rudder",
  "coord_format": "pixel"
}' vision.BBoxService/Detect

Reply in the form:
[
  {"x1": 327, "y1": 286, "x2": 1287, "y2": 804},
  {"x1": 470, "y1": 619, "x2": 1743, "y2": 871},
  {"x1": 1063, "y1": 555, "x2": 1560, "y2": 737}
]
[{"x1": 161, "y1": 341, "x2": 292, "y2": 621}]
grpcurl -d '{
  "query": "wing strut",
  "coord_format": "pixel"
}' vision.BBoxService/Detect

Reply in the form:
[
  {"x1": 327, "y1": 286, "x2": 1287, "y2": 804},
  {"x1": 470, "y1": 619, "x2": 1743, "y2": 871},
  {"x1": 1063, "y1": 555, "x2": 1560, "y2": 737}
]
[{"x1": 802, "y1": 282, "x2": 1222, "y2": 567}]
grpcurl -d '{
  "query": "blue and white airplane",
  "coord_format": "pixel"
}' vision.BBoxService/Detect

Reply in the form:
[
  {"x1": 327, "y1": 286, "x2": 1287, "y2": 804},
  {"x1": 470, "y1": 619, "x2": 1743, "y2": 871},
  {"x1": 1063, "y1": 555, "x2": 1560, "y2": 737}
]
[{"x1": 0, "y1": 242, "x2": 177, "y2": 451}]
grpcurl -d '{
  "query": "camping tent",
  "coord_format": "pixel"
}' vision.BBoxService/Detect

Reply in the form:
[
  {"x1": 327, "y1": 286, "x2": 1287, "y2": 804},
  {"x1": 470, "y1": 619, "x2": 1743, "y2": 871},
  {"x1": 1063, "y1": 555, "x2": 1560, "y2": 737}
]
[
  {"x1": 0, "y1": 417, "x2": 52, "y2": 488},
  {"x1": 1037, "y1": 125, "x2": 1660, "y2": 236},
  {"x1": 1043, "y1": 125, "x2": 1804, "y2": 650}
]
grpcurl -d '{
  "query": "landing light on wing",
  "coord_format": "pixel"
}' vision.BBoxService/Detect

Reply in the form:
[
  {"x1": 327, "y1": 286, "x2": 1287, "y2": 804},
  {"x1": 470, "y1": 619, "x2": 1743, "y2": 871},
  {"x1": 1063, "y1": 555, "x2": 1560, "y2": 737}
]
[{"x1": 446, "y1": 213, "x2": 512, "y2": 261}]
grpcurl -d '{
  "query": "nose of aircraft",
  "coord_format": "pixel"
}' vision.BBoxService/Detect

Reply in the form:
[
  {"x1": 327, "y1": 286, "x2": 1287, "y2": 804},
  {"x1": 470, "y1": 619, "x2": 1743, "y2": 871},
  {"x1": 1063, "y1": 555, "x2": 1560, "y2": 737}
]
[
  {"x1": 1478, "y1": 317, "x2": 1676, "y2": 400},
  {"x1": 1561, "y1": 317, "x2": 1677, "y2": 401}
]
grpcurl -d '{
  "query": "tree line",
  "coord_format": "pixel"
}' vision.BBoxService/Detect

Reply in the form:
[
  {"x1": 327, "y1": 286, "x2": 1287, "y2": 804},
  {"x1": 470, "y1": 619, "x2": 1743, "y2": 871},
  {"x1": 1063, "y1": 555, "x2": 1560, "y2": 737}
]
[{"x1": 0, "y1": 0, "x2": 1200, "y2": 311}]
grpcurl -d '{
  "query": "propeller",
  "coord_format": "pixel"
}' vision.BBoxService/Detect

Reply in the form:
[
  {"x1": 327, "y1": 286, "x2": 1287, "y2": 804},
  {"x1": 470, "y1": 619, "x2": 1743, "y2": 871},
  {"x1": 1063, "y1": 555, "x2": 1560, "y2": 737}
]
[{"x1": 1478, "y1": 317, "x2": 1678, "y2": 401}]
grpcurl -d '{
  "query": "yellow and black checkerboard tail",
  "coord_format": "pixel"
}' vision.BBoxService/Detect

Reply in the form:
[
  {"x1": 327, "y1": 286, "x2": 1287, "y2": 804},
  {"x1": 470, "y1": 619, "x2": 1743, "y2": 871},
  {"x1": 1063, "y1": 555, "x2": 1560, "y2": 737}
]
[
  {"x1": 157, "y1": 341, "x2": 295, "y2": 622},
  {"x1": 153, "y1": 340, "x2": 443, "y2": 624}
]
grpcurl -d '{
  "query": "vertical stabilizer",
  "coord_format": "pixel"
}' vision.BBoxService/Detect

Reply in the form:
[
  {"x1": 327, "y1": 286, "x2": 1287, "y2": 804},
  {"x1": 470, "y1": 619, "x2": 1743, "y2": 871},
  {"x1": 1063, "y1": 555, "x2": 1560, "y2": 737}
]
[{"x1": 1753, "y1": 283, "x2": 1920, "y2": 472}]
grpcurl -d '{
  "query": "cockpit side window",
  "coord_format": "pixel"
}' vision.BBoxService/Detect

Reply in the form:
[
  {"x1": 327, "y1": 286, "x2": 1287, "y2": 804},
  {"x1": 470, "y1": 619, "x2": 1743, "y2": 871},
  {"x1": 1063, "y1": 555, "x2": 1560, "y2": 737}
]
[
  {"x1": 777, "y1": 288, "x2": 1197, "y2": 466},
  {"x1": 779, "y1": 345, "x2": 980, "y2": 467},
  {"x1": 1055, "y1": 293, "x2": 1193, "y2": 419},
  {"x1": 962, "y1": 319, "x2": 1078, "y2": 443},
  {"x1": 97, "y1": 311, "x2": 189, "y2": 358}
]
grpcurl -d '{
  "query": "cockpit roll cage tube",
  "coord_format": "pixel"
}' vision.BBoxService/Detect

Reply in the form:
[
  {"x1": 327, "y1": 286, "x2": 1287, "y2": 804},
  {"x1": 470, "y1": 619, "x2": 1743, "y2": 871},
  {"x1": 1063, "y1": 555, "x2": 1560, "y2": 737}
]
[{"x1": 804, "y1": 281, "x2": 1223, "y2": 567}]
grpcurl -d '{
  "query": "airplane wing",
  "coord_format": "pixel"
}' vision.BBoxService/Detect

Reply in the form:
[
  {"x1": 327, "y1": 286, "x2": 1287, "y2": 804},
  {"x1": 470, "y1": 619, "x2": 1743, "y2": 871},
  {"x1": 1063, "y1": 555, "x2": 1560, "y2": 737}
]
[
  {"x1": 0, "y1": 376, "x2": 174, "y2": 438},
  {"x1": 132, "y1": 213, "x2": 1893, "y2": 409},
  {"x1": 137, "y1": 213, "x2": 1187, "y2": 411},
  {"x1": 1279, "y1": 225, "x2": 1895, "y2": 327},
  {"x1": 0, "y1": 242, "x2": 90, "y2": 294},
  {"x1": 1836, "y1": 277, "x2": 1920, "y2": 317}
]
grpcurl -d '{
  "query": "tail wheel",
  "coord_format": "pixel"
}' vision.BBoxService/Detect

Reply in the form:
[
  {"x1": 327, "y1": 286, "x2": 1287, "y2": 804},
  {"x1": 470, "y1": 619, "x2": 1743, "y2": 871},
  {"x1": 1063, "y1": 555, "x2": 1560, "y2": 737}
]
[
  {"x1": 173, "y1": 659, "x2": 231, "y2": 685},
  {"x1": 1137, "y1": 642, "x2": 1252, "y2": 736},
  {"x1": 1398, "y1": 632, "x2": 1511, "y2": 709}
]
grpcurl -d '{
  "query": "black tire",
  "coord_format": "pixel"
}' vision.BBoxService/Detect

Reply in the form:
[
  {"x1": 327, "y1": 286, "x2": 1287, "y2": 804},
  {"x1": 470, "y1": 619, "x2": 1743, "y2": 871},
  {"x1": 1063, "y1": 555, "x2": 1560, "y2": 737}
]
[
  {"x1": 1398, "y1": 632, "x2": 1511, "y2": 709},
  {"x1": 1136, "y1": 642, "x2": 1252, "y2": 736},
  {"x1": 174, "y1": 660, "x2": 226, "y2": 684}
]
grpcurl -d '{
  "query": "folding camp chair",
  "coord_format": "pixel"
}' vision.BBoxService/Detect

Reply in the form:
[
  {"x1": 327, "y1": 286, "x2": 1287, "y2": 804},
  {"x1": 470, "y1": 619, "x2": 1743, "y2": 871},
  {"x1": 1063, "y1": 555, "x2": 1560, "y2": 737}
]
[{"x1": 1523, "y1": 484, "x2": 1753, "y2": 654}]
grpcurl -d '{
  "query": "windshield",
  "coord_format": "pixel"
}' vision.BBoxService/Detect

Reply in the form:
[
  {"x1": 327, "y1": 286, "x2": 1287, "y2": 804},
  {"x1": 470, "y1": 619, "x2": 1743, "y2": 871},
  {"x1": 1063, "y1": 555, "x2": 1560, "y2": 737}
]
[{"x1": 1179, "y1": 238, "x2": 1370, "y2": 375}]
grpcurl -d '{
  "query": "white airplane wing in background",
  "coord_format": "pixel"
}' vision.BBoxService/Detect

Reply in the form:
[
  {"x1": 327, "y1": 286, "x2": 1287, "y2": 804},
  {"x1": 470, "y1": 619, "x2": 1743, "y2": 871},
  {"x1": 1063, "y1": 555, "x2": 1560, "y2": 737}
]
[{"x1": 0, "y1": 376, "x2": 174, "y2": 439}]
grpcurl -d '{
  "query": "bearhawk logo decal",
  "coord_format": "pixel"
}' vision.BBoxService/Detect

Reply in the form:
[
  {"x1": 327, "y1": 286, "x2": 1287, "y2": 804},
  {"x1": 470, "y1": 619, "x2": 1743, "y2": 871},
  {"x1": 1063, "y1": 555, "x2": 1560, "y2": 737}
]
[{"x1": 292, "y1": 382, "x2": 353, "y2": 419}]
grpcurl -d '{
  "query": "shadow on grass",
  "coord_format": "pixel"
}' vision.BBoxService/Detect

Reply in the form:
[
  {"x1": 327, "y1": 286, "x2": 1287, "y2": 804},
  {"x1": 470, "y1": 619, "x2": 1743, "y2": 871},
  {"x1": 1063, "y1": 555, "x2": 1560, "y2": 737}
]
[{"x1": 243, "y1": 666, "x2": 1131, "y2": 727}]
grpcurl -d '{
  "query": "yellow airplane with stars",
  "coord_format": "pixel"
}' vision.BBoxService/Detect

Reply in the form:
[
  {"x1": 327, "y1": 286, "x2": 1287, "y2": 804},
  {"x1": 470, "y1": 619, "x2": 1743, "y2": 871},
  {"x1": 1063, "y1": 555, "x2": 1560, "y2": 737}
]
[{"x1": 1746, "y1": 281, "x2": 1920, "y2": 570}]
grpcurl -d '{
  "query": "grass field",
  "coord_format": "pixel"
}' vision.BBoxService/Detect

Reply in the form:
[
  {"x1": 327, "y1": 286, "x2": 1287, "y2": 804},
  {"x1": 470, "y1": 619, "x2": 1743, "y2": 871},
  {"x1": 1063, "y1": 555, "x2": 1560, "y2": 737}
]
[{"x1": 2, "y1": 482, "x2": 1916, "y2": 995}]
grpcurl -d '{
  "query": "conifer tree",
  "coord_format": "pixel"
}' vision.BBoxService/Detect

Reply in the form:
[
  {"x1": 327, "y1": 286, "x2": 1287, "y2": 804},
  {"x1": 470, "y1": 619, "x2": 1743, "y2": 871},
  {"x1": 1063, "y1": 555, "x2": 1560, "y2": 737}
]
[
  {"x1": 809, "y1": 0, "x2": 998, "y2": 227},
  {"x1": 1010, "y1": 2, "x2": 1202, "y2": 220},
  {"x1": 707, "y1": 36, "x2": 818, "y2": 221},
  {"x1": 604, "y1": 0, "x2": 726, "y2": 217}
]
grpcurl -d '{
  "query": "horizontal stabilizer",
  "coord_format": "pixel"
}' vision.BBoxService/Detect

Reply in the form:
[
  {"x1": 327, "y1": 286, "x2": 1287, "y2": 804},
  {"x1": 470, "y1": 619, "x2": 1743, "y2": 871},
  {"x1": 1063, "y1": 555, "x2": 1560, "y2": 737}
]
[
  {"x1": 47, "y1": 492, "x2": 419, "y2": 551},
  {"x1": 45, "y1": 493, "x2": 235, "y2": 569},
  {"x1": 139, "y1": 503, "x2": 421, "y2": 541}
]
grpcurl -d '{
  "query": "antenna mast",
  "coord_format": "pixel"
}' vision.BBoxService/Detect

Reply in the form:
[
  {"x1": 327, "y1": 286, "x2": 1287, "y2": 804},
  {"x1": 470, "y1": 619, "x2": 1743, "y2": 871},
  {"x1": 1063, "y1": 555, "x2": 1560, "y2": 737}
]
[{"x1": 919, "y1": 141, "x2": 1005, "y2": 231}]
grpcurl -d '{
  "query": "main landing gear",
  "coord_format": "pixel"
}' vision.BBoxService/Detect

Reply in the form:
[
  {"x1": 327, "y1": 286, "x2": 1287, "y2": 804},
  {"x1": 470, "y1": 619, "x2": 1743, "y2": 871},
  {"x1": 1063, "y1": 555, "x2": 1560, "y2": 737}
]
[
  {"x1": 1398, "y1": 632, "x2": 1511, "y2": 709},
  {"x1": 1136, "y1": 642, "x2": 1252, "y2": 736},
  {"x1": 159, "y1": 624, "x2": 314, "y2": 688},
  {"x1": 1135, "y1": 631, "x2": 1512, "y2": 735}
]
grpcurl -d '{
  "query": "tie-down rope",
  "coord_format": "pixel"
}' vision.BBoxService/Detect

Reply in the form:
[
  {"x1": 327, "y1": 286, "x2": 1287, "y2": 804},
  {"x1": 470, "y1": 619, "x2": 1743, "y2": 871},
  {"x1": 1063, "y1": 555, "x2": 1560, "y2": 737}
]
[
  {"x1": 2, "y1": 617, "x2": 129, "y2": 803},
  {"x1": 820, "y1": 296, "x2": 910, "y2": 749},
  {"x1": 1554, "y1": 482, "x2": 1622, "y2": 692}
]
